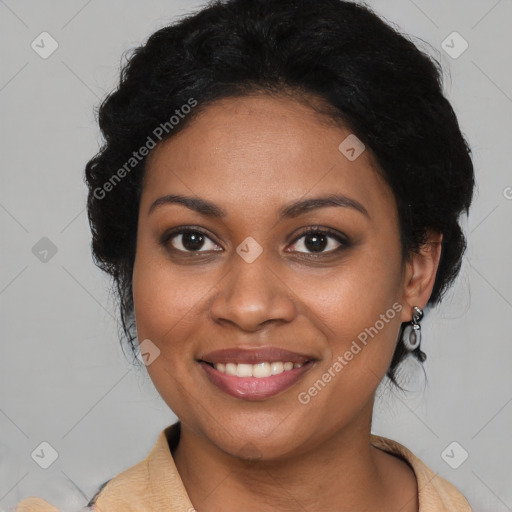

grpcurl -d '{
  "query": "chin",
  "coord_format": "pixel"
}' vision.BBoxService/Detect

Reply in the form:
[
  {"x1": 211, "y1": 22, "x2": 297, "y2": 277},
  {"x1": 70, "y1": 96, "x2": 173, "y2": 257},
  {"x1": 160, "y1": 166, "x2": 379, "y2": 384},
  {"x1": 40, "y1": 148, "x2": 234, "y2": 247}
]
[{"x1": 201, "y1": 413, "x2": 312, "y2": 462}]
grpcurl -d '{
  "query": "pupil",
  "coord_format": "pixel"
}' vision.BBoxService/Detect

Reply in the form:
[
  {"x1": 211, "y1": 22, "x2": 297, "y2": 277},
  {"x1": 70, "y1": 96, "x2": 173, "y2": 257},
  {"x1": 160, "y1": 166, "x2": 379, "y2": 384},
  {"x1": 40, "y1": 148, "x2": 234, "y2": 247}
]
[
  {"x1": 183, "y1": 232, "x2": 204, "y2": 251},
  {"x1": 305, "y1": 233, "x2": 327, "y2": 252}
]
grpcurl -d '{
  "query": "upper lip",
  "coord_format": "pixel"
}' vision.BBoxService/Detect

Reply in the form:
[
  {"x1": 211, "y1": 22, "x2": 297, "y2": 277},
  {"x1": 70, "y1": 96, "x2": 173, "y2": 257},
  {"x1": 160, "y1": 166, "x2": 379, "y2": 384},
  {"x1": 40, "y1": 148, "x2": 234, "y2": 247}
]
[{"x1": 198, "y1": 346, "x2": 316, "y2": 365}]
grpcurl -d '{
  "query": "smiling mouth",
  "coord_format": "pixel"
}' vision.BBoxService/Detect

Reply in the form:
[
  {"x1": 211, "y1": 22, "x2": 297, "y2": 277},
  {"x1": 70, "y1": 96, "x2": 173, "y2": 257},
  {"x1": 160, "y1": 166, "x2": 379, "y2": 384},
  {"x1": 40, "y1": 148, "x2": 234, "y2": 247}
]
[
  {"x1": 196, "y1": 345, "x2": 318, "y2": 400},
  {"x1": 197, "y1": 359, "x2": 316, "y2": 400},
  {"x1": 198, "y1": 359, "x2": 311, "y2": 378}
]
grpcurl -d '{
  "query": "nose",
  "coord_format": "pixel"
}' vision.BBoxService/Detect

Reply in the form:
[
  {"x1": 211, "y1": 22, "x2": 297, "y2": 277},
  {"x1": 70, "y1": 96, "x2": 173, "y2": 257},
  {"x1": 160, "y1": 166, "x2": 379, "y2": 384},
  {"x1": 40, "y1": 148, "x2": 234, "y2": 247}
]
[{"x1": 209, "y1": 251, "x2": 296, "y2": 332}]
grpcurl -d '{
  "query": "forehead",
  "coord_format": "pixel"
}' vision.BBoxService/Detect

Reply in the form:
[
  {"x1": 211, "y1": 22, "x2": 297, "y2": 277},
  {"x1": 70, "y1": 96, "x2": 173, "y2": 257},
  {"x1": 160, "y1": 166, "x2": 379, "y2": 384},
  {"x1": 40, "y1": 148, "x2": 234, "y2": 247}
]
[{"x1": 141, "y1": 94, "x2": 395, "y2": 221}]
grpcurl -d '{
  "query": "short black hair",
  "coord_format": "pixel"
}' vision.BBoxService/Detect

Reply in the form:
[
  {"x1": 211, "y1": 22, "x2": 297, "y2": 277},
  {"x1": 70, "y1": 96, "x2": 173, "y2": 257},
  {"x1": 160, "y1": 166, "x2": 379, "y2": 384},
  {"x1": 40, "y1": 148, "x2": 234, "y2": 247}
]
[{"x1": 85, "y1": 0, "x2": 475, "y2": 386}]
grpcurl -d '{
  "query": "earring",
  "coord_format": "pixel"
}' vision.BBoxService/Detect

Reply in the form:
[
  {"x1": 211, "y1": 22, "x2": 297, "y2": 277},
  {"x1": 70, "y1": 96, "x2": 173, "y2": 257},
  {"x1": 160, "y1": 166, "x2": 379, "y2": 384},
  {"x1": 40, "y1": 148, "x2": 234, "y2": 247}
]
[{"x1": 402, "y1": 306, "x2": 426, "y2": 361}]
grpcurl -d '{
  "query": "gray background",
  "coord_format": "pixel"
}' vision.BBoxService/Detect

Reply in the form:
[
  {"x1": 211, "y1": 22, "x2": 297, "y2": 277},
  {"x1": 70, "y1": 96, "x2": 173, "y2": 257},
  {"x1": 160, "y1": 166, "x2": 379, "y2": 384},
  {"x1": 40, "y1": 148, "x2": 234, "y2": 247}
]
[{"x1": 1, "y1": 0, "x2": 511, "y2": 511}]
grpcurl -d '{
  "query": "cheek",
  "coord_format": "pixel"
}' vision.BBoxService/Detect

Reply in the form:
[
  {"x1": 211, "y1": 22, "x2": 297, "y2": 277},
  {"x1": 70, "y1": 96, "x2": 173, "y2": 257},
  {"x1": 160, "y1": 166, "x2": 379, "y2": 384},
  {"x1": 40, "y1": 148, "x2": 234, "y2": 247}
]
[
  {"x1": 132, "y1": 234, "x2": 210, "y2": 345},
  {"x1": 289, "y1": 258, "x2": 403, "y2": 421},
  {"x1": 298, "y1": 244, "x2": 404, "y2": 372},
  {"x1": 131, "y1": 256, "x2": 200, "y2": 417},
  {"x1": 131, "y1": 241, "x2": 224, "y2": 408}
]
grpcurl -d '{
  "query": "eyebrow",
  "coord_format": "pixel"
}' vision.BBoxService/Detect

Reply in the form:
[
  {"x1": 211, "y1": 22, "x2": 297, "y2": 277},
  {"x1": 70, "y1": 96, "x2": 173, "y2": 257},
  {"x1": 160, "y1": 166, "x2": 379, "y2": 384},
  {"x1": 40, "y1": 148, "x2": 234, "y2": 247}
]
[{"x1": 148, "y1": 193, "x2": 370, "y2": 220}]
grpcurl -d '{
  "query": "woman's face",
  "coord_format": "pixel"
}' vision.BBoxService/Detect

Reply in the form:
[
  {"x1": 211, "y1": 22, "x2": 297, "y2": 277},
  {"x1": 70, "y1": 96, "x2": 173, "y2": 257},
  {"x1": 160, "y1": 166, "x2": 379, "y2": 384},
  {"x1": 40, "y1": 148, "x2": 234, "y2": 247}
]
[{"x1": 132, "y1": 93, "x2": 434, "y2": 459}]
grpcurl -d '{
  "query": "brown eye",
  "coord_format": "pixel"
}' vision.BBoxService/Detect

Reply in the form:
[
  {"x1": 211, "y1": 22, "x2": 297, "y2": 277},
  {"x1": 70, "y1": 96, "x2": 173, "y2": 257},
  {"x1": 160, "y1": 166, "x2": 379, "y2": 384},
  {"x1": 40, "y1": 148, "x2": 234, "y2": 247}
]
[
  {"x1": 288, "y1": 228, "x2": 349, "y2": 255},
  {"x1": 162, "y1": 229, "x2": 222, "y2": 253}
]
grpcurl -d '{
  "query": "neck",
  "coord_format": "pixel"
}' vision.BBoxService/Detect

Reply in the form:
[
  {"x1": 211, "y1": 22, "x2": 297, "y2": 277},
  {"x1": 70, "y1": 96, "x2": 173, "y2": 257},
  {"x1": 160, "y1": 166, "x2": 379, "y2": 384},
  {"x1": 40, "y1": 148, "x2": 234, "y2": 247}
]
[{"x1": 172, "y1": 400, "x2": 417, "y2": 512}]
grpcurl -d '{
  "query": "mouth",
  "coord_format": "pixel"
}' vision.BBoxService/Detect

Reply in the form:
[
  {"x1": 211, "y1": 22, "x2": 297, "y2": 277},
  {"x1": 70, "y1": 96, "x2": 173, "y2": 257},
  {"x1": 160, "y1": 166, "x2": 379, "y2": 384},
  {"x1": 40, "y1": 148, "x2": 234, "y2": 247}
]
[
  {"x1": 199, "y1": 359, "x2": 310, "y2": 376},
  {"x1": 196, "y1": 346, "x2": 318, "y2": 400}
]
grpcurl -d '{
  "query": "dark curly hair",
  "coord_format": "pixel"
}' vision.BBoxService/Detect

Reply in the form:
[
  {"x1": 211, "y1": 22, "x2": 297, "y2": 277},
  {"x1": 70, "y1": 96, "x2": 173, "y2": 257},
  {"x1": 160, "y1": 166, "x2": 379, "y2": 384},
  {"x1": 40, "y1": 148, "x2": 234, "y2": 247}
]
[{"x1": 84, "y1": 0, "x2": 475, "y2": 387}]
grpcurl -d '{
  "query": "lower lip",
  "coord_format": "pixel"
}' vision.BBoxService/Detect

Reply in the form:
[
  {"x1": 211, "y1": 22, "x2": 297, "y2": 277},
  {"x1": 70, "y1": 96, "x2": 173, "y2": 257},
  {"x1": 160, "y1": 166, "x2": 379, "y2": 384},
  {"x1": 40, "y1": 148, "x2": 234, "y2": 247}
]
[{"x1": 199, "y1": 361, "x2": 315, "y2": 400}]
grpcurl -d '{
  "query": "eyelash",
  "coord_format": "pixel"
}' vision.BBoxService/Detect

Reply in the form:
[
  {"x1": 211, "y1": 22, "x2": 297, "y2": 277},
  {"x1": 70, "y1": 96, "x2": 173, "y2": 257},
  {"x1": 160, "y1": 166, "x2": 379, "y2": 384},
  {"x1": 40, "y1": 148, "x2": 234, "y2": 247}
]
[{"x1": 160, "y1": 226, "x2": 349, "y2": 257}]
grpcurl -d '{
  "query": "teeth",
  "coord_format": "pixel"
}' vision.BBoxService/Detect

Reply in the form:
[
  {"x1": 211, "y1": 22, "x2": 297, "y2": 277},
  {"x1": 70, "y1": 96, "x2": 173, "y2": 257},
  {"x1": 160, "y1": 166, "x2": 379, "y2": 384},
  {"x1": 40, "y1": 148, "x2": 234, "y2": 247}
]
[
  {"x1": 237, "y1": 363, "x2": 253, "y2": 377},
  {"x1": 212, "y1": 361, "x2": 304, "y2": 378},
  {"x1": 271, "y1": 361, "x2": 284, "y2": 375},
  {"x1": 253, "y1": 362, "x2": 270, "y2": 378},
  {"x1": 225, "y1": 363, "x2": 237, "y2": 376}
]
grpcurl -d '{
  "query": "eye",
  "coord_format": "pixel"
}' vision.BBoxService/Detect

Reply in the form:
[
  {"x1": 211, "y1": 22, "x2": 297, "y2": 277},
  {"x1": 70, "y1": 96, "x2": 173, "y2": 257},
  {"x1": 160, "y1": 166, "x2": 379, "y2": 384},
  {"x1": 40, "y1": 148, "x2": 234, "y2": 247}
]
[
  {"x1": 287, "y1": 227, "x2": 348, "y2": 255},
  {"x1": 162, "y1": 228, "x2": 222, "y2": 253},
  {"x1": 161, "y1": 226, "x2": 349, "y2": 256}
]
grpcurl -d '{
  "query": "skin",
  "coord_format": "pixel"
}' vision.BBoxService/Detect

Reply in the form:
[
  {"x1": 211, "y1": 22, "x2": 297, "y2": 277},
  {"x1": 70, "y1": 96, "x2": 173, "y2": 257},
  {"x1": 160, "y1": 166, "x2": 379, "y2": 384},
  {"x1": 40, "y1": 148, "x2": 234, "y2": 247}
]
[{"x1": 131, "y1": 92, "x2": 443, "y2": 512}]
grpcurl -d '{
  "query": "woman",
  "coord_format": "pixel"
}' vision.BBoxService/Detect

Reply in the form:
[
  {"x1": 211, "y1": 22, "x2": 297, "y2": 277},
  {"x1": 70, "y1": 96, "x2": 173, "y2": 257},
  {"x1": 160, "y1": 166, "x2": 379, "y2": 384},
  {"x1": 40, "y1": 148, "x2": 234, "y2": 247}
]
[{"x1": 16, "y1": 0, "x2": 475, "y2": 510}]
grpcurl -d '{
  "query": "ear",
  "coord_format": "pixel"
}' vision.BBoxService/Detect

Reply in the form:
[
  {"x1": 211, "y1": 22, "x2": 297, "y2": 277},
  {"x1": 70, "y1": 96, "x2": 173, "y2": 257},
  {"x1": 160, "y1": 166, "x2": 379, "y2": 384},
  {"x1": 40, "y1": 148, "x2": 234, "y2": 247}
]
[{"x1": 400, "y1": 229, "x2": 443, "y2": 323}]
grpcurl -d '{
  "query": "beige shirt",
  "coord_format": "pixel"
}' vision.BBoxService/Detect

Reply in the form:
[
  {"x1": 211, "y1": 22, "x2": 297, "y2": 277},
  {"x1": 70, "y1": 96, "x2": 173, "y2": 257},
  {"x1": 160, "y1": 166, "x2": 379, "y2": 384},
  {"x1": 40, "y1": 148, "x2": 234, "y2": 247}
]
[{"x1": 16, "y1": 422, "x2": 472, "y2": 512}]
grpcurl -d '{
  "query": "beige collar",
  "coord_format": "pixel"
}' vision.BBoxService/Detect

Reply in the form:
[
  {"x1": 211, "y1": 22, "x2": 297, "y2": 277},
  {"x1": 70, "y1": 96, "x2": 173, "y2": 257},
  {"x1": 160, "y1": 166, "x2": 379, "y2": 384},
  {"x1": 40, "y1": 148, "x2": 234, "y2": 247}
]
[{"x1": 92, "y1": 422, "x2": 472, "y2": 512}]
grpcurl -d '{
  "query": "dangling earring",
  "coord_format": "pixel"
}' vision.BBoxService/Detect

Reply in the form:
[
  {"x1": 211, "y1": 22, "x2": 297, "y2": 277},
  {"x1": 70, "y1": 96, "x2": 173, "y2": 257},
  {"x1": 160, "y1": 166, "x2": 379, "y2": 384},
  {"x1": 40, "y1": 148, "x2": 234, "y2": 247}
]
[{"x1": 402, "y1": 306, "x2": 426, "y2": 361}]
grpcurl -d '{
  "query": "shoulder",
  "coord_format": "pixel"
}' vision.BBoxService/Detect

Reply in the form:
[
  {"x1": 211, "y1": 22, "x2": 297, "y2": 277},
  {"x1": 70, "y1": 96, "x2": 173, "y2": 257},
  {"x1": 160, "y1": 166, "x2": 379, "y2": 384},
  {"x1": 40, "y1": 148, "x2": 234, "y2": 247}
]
[
  {"x1": 15, "y1": 497, "x2": 60, "y2": 511},
  {"x1": 14, "y1": 458, "x2": 155, "y2": 512},
  {"x1": 14, "y1": 475, "x2": 109, "y2": 512},
  {"x1": 88, "y1": 457, "x2": 154, "y2": 511},
  {"x1": 91, "y1": 423, "x2": 193, "y2": 511},
  {"x1": 370, "y1": 434, "x2": 473, "y2": 511},
  {"x1": 14, "y1": 424, "x2": 185, "y2": 512},
  {"x1": 15, "y1": 496, "x2": 95, "y2": 511},
  {"x1": 14, "y1": 461, "x2": 150, "y2": 512}
]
